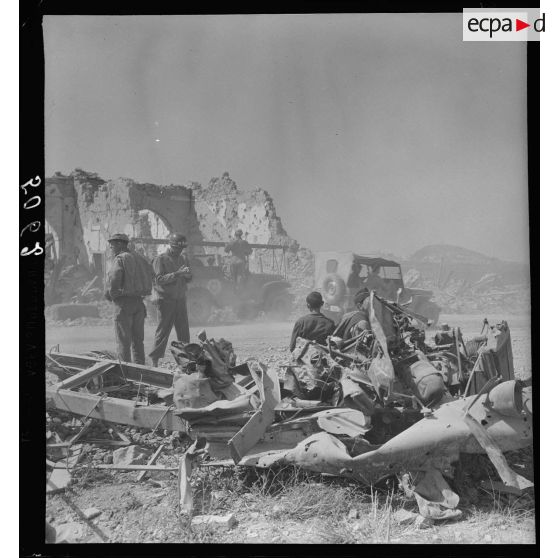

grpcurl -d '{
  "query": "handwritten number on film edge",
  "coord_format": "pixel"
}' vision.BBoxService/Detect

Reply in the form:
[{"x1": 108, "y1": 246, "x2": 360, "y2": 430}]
[
  {"x1": 20, "y1": 221, "x2": 41, "y2": 237},
  {"x1": 20, "y1": 176, "x2": 44, "y2": 256},
  {"x1": 20, "y1": 176, "x2": 41, "y2": 195}
]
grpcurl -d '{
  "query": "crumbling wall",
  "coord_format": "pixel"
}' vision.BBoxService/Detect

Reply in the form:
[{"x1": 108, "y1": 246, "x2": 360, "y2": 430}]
[
  {"x1": 192, "y1": 172, "x2": 291, "y2": 246},
  {"x1": 46, "y1": 170, "x2": 204, "y2": 270},
  {"x1": 45, "y1": 172, "x2": 89, "y2": 267}
]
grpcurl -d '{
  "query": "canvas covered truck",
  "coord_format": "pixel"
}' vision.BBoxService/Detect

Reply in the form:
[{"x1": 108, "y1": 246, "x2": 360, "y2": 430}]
[{"x1": 314, "y1": 251, "x2": 441, "y2": 325}]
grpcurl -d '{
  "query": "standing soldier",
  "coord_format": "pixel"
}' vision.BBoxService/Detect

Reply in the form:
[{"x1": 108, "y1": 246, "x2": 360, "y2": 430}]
[
  {"x1": 105, "y1": 233, "x2": 153, "y2": 364},
  {"x1": 148, "y1": 233, "x2": 192, "y2": 368},
  {"x1": 224, "y1": 229, "x2": 252, "y2": 284}
]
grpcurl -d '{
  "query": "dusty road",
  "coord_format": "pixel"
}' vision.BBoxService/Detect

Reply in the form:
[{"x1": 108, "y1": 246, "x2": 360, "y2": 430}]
[{"x1": 46, "y1": 313, "x2": 532, "y2": 377}]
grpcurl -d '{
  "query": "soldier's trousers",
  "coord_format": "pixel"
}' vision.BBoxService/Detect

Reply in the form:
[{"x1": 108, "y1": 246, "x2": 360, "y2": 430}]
[
  {"x1": 113, "y1": 296, "x2": 146, "y2": 364},
  {"x1": 149, "y1": 297, "x2": 190, "y2": 361}
]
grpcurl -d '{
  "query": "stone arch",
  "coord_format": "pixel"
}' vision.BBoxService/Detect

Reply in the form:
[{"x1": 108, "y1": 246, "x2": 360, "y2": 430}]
[
  {"x1": 129, "y1": 185, "x2": 203, "y2": 245},
  {"x1": 45, "y1": 220, "x2": 61, "y2": 261},
  {"x1": 130, "y1": 209, "x2": 172, "y2": 259}
]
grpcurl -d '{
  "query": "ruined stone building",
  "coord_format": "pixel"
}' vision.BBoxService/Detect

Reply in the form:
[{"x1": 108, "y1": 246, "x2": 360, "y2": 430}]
[{"x1": 45, "y1": 170, "x2": 295, "y2": 280}]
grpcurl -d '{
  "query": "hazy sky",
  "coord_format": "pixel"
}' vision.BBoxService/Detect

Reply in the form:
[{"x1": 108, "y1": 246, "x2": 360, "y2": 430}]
[{"x1": 44, "y1": 14, "x2": 529, "y2": 262}]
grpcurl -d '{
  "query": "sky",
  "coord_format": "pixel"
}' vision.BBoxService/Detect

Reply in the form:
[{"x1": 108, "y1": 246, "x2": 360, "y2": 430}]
[{"x1": 44, "y1": 14, "x2": 529, "y2": 263}]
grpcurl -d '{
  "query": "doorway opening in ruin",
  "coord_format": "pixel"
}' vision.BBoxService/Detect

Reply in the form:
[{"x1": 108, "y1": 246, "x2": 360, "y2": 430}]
[
  {"x1": 92, "y1": 253, "x2": 105, "y2": 281},
  {"x1": 45, "y1": 221, "x2": 60, "y2": 262},
  {"x1": 131, "y1": 209, "x2": 171, "y2": 259}
]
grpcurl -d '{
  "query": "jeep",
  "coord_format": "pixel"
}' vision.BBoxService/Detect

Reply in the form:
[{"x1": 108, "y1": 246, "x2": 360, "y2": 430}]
[{"x1": 314, "y1": 251, "x2": 441, "y2": 325}]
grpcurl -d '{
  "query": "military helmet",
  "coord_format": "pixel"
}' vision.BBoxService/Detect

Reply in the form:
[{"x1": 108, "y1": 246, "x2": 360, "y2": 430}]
[
  {"x1": 168, "y1": 233, "x2": 188, "y2": 247},
  {"x1": 108, "y1": 233, "x2": 129, "y2": 244}
]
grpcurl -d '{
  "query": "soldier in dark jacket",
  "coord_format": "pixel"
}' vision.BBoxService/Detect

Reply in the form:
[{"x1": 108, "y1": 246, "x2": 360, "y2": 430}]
[
  {"x1": 289, "y1": 291, "x2": 335, "y2": 352},
  {"x1": 148, "y1": 234, "x2": 192, "y2": 367},
  {"x1": 105, "y1": 233, "x2": 148, "y2": 364},
  {"x1": 332, "y1": 288, "x2": 372, "y2": 341},
  {"x1": 224, "y1": 229, "x2": 252, "y2": 284}
]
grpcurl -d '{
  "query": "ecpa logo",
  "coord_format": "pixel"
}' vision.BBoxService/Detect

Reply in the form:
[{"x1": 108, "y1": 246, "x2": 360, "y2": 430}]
[{"x1": 463, "y1": 10, "x2": 545, "y2": 41}]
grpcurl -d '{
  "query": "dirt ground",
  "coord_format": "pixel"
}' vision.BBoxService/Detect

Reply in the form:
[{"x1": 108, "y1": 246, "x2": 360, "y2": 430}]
[
  {"x1": 46, "y1": 313, "x2": 532, "y2": 377},
  {"x1": 45, "y1": 313, "x2": 535, "y2": 545}
]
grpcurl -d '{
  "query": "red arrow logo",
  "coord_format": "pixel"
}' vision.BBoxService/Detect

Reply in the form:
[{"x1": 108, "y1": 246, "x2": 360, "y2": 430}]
[{"x1": 516, "y1": 19, "x2": 530, "y2": 31}]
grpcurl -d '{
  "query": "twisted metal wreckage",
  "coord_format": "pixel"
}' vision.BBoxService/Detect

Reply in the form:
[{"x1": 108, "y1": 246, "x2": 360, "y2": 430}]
[{"x1": 46, "y1": 293, "x2": 533, "y2": 519}]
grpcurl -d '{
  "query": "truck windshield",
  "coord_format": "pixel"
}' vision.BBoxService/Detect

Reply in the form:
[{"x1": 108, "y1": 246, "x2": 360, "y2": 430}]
[{"x1": 378, "y1": 266, "x2": 402, "y2": 280}]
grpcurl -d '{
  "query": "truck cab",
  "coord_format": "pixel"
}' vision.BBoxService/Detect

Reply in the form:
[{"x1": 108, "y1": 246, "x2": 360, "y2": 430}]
[{"x1": 314, "y1": 251, "x2": 440, "y2": 325}]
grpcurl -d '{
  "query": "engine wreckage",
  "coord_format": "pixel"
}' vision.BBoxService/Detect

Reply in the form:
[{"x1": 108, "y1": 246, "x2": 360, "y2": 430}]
[{"x1": 46, "y1": 294, "x2": 533, "y2": 519}]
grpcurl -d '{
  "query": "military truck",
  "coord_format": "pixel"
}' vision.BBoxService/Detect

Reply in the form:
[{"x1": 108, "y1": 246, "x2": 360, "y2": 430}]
[
  {"x1": 314, "y1": 251, "x2": 441, "y2": 325},
  {"x1": 185, "y1": 251, "x2": 292, "y2": 323},
  {"x1": 133, "y1": 238, "x2": 293, "y2": 324}
]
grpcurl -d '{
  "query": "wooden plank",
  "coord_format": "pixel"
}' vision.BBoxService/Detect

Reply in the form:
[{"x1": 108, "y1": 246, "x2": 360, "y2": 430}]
[
  {"x1": 66, "y1": 444, "x2": 84, "y2": 470},
  {"x1": 47, "y1": 439, "x2": 129, "y2": 448},
  {"x1": 50, "y1": 464, "x2": 178, "y2": 471},
  {"x1": 46, "y1": 387, "x2": 189, "y2": 433},
  {"x1": 49, "y1": 353, "x2": 175, "y2": 388},
  {"x1": 107, "y1": 423, "x2": 131, "y2": 444},
  {"x1": 67, "y1": 419, "x2": 93, "y2": 446},
  {"x1": 178, "y1": 440, "x2": 208, "y2": 515},
  {"x1": 56, "y1": 361, "x2": 116, "y2": 391},
  {"x1": 137, "y1": 444, "x2": 165, "y2": 482}
]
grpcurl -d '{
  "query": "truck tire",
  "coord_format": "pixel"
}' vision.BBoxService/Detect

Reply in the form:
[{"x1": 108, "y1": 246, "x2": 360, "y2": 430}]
[
  {"x1": 187, "y1": 288, "x2": 214, "y2": 325},
  {"x1": 264, "y1": 291, "x2": 292, "y2": 321},
  {"x1": 322, "y1": 273, "x2": 346, "y2": 305},
  {"x1": 237, "y1": 301, "x2": 259, "y2": 320}
]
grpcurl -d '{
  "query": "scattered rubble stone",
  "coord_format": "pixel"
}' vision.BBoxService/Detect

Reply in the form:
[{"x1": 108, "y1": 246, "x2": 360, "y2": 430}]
[
  {"x1": 393, "y1": 509, "x2": 418, "y2": 525},
  {"x1": 191, "y1": 514, "x2": 237, "y2": 531},
  {"x1": 54, "y1": 522, "x2": 88, "y2": 543},
  {"x1": 47, "y1": 469, "x2": 72, "y2": 493},
  {"x1": 414, "y1": 516, "x2": 434, "y2": 530},
  {"x1": 83, "y1": 507, "x2": 101, "y2": 520},
  {"x1": 112, "y1": 445, "x2": 150, "y2": 466},
  {"x1": 347, "y1": 508, "x2": 359, "y2": 520},
  {"x1": 211, "y1": 490, "x2": 228, "y2": 502}
]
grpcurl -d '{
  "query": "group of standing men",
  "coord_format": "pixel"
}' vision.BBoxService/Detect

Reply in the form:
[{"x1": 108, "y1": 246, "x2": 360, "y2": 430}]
[
  {"x1": 105, "y1": 232, "x2": 192, "y2": 368},
  {"x1": 105, "y1": 228, "x2": 254, "y2": 367},
  {"x1": 106, "y1": 228, "x2": 373, "y2": 367}
]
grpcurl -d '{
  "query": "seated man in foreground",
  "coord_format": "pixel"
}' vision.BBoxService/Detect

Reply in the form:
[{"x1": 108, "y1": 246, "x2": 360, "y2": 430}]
[
  {"x1": 289, "y1": 291, "x2": 336, "y2": 352},
  {"x1": 332, "y1": 287, "x2": 372, "y2": 341}
]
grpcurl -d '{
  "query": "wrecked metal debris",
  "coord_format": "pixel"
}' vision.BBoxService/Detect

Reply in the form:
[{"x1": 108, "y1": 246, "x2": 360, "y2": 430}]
[{"x1": 45, "y1": 301, "x2": 532, "y2": 520}]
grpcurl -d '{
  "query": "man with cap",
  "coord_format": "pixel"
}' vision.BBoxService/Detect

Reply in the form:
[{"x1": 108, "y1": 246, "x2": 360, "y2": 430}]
[
  {"x1": 105, "y1": 233, "x2": 151, "y2": 364},
  {"x1": 289, "y1": 291, "x2": 335, "y2": 352},
  {"x1": 148, "y1": 233, "x2": 192, "y2": 368},
  {"x1": 332, "y1": 287, "x2": 372, "y2": 341},
  {"x1": 224, "y1": 229, "x2": 252, "y2": 284}
]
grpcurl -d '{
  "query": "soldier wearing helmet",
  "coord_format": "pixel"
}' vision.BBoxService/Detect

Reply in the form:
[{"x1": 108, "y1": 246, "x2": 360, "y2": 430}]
[
  {"x1": 224, "y1": 228, "x2": 252, "y2": 284},
  {"x1": 105, "y1": 233, "x2": 151, "y2": 365},
  {"x1": 148, "y1": 233, "x2": 192, "y2": 367}
]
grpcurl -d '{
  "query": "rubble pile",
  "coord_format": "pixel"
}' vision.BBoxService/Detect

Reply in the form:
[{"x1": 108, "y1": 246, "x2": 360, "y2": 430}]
[
  {"x1": 401, "y1": 244, "x2": 530, "y2": 315},
  {"x1": 45, "y1": 294, "x2": 532, "y2": 531},
  {"x1": 403, "y1": 268, "x2": 530, "y2": 315},
  {"x1": 191, "y1": 172, "x2": 293, "y2": 247}
]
